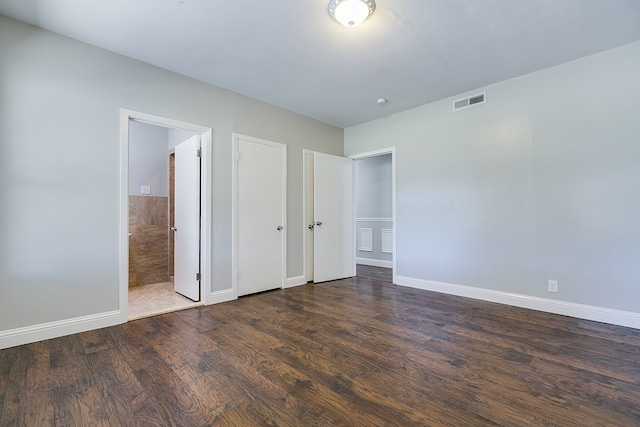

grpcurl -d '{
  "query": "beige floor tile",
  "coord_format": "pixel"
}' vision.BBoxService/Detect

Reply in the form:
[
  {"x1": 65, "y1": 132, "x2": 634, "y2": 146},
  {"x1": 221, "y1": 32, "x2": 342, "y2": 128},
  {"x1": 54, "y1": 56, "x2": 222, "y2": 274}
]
[{"x1": 128, "y1": 281, "x2": 201, "y2": 320}]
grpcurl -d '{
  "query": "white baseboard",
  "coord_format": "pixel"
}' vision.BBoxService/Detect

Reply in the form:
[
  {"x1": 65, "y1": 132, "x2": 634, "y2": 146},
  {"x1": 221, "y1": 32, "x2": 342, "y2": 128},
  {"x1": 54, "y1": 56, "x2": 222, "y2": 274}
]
[
  {"x1": 0, "y1": 310, "x2": 122, "y2": 350},
  {"x1": 206, "y1": 288, "x2": 236, "y2": 305},
  {"x1": 284, "y1": 275, "x2": 307, "y2": 289},
  {"x1": 356, "y1": 258, "x2": 393, "y2": 268},
  {"x1": 395, "y1": 275, "x2": 640, "y2": 330}
]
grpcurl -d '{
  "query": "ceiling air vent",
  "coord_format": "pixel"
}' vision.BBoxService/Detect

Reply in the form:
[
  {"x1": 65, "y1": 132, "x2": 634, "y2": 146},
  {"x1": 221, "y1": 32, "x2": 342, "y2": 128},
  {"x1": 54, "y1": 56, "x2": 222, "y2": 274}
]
[{"x1": 453, "y1": 92, "x2": 486, "y2": 111}]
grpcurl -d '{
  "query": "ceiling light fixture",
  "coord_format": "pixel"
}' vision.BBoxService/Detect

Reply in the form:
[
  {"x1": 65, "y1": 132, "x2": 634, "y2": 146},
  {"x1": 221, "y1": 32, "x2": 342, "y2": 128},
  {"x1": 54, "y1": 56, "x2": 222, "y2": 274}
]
[{"x1": 328, "y1": 0, "x2": 376, "y2": 28}]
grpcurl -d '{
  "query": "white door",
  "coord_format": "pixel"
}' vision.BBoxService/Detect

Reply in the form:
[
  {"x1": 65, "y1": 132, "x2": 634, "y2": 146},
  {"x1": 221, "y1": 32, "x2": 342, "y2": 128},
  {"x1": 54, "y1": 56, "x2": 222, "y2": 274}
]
[
  {"x1": 235, "y1": 135, "x2": 286, "y2": 296},
  {"x1": 304, "y1": 151, "x2": 315, "y2": 283},
  {"x1": 313, "y1": 152, "x2": 354, "y2": 282},
  {"x1": 174, "y1": 135, "x2": 201, "y2": 301}
]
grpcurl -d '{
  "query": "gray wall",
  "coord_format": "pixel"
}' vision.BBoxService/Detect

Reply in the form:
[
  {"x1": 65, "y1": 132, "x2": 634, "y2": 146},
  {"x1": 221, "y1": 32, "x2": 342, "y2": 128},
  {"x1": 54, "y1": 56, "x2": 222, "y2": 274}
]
[
  {"x1": 129, "y1": 121, "x2": 169, "y2": 197},
  {"x1": 355, "y1": 154, "x2": 392, "y2": 263},
  {"x1": 0, "y1": 15, "x2": 343, "y2": 331},
  {"x1": 345, "y1": 41, "x2": 640, "y2": 313},
  {"x1": 355, "y1": 154, "x2": 392, "y2": 219},
  {"x1": 167, "y1": 128, "x2": 198, "y2": 150}
]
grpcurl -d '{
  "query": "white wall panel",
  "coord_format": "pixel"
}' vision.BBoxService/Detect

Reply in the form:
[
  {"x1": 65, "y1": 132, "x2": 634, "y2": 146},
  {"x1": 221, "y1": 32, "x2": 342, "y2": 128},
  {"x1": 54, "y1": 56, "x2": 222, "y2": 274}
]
[
  {"x1": 381, "y1": 229, "x2": 393, "y2": 254},
  {"x1": 358, "y1": 228, "x2": 373, "y2": 252}
]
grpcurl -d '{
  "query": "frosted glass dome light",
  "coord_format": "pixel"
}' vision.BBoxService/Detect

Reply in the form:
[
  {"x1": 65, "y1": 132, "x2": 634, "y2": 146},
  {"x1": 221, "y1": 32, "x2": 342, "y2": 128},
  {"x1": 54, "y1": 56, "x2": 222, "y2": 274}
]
[{"x1": 328, "y1": 0, "x2": 376, "y2": 28}]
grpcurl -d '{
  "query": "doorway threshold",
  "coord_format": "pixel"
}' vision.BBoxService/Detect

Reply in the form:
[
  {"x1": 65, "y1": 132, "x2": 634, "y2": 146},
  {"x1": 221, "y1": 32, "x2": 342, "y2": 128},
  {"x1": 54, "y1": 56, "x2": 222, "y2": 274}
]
[{"x1": 128, "y1": 281, "x2": 202, "y2": 321}]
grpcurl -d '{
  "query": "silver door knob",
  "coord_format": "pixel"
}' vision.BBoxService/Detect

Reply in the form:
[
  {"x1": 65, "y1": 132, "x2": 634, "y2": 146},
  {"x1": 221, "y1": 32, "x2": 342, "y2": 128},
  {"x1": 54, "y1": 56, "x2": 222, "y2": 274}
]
[
  {"x1": 315, "y1": 221, "x2": 322, "y2": 227},
  {"x1": 277, "y1": 226, "x2": 284, "y2": 231},
  {"x1": 171, "y1": 226, "x2": 177, "y2": 232}
]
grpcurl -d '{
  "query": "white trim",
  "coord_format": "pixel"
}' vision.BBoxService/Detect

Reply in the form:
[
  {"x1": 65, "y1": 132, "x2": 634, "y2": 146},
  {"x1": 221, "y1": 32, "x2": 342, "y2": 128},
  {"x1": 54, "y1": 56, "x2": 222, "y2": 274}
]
[
  {"x1": 0, "y1": 311, "x2": 121, "y2": 350},
  {"x1": 356, "y1": 258, "x2": 393, "y2": 269},
  {"x1": 349, "y1": 147, "x2": 397, "y2": 285},
  {"x1": 231, "y1": 137, "x2": 239, "y2": 300},
  {"x1": 302, "y1": 149, "x2": 314, "y2": 283},
  {"x1": 200, "y1": 130, "x2": 213, "y2": 304},
  {"x1": 381, "y1": 228, "x2": 393, "y2": 253},
  {"x1": 356, "y1": 218, "x2": 393, "y2": 222},
  {"x1": 120, "y1": 109, "x2": 213, "y2": 322},
  {"x1": 395, "y1": 275, "x2": 640, "y2": 330},
  {"x1": 285, "y1": 275, "x2": 307, "y2": 289},
  {"x1": 281, "y1": 143, "x2": 288, "y2": 290},
  {"x1": 232, "y1": 134, "x2": 287, "y2": 297},
  {"x1": 357, "y1": 228, "x2": 373, "y2": 252},
  {"x1": 206, "y1": 289, "x2": 237, "y2": 305}
]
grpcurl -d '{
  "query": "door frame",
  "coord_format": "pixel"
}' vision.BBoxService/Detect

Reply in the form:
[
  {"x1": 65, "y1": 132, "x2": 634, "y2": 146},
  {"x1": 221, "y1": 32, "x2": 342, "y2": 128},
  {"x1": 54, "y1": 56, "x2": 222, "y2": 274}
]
[
  {"x1": 119, "y1": 109, "x2": 213, "y2": 322},
  {"x1": 231, "y1": 133, "x2": 287, "y2": 298},
  {"x1": 302, "y1": 149, "x2": 315, "y2": 283},
  {"x1": 302, "y1": 148, "x2": 397, "y2": 284},
  {"x1": 349, "y1": 147, "x2": 397, "y2": 284}
]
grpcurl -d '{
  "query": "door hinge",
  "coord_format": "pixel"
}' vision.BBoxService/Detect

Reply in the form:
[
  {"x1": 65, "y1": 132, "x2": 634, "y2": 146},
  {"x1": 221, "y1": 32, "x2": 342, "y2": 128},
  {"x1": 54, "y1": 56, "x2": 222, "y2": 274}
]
[
  {"x1": 197, "y1": 148, "x2": 202, "y2": 158},
  {"x1": 236, "y1": 153, "x2": 241, "y2": 161},
  {"x1": 196, "y1": 272, "x2": 200, "y2": 281}
]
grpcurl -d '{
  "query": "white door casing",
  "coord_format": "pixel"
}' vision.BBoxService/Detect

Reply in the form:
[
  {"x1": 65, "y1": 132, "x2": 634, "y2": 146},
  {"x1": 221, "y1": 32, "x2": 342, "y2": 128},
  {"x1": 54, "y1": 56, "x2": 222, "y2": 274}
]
[
  {"x1": 174, "y1": 135, "x2": 201, "y2": 301},
  {"x1": 304, "y1": 150, "x2": 315, "y2": 283},
  {"x1": 313, "y1": 152, "x2": 354, "y2": 282},
  {"x1": 120, "y1": 109, "x2": 213, "y2": 324},
  {"x1": 234, "y1": 135, "x2": 286, "y2": 296},
  {"x1": 349, "y1": 147, "x2": 397, "y2": 284}
]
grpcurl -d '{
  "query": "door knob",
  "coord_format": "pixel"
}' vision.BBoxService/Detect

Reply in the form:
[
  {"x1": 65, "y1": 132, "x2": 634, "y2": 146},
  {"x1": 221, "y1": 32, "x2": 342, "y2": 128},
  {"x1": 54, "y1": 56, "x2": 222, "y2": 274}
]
[
  {"x1": 308, "y1": 224, "x2": 314, "y2": 230},
  {"x1": 171, "y1": 226, "x2": 177, "y2": 232},
  {"x1": 277, "y1": 226, "x2": 284, "y2": 231},
  {"x1": 315, "y1": 221, "x2": 322, "y2": 227}
]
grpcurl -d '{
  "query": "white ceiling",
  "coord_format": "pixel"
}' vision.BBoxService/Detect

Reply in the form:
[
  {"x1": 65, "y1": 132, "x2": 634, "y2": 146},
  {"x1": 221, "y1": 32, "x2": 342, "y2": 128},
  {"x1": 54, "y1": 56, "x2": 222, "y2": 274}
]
[{"x1": 2, "y1": 0, "x2": 640, "y2": 128}]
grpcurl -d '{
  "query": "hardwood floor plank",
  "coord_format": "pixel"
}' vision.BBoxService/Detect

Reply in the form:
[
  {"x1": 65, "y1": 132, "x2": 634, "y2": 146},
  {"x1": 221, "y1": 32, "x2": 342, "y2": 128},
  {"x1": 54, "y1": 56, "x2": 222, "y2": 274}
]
[
  {"x1": 174, "y1": 306, "x2": 227, "y2": 332},
  {"x1": 142, "y1": 314, "x2": 247, "y2": 424},
  {"x1": 206, "y1": 327, "x2": 388, "y2": 426},
  {"x1": 1, "y1": 342, "x2": 52, "y2": 426},
  {"x1": 210, "y1": 302, "x2": 486, "y2": 426},
  {"x1": 108, "y1": 321, "x2": 208, "y2": 427},
  {"x1": 79, "y1": 328, "x2": 115, "y2": 355},
  {"x1": 356, "y1": 265, "x2": 393, "y2": 283},
  {"x1": 210, "y1": 401, "x2": 282, "y2": 427},
  {"x1": 0, "y1": 345, "x2": 17, "y2": 420},
  {"x1": 49, "y1": 335, "x2": 111, "y2": 426},
  {"x1": 199, "y1": 331, "x2": 337, "y2": 427},
  {"x1": 1, "y1": 274, "x2": 639, "y2": 425},
  {"x1": 86, "y1": 347, "x2": 165, "y2": 426}
]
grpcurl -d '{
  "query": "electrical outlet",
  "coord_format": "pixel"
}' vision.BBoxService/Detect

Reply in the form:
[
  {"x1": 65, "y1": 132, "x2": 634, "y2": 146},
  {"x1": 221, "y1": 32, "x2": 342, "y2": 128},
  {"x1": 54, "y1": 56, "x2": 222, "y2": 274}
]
[
  {"x1": 548, "y1": 280, "x2": 558, "y2": 293},
  {"x1": 141, "y1": 186, "x2": 151, "y2": 195}
]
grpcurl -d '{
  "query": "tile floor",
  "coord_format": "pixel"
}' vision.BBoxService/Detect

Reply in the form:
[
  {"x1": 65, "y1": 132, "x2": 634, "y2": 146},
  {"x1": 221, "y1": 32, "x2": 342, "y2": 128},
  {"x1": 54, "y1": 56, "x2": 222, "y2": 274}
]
[{"x1": 128, "y1": 281, "x2": 202, "y2": 321}]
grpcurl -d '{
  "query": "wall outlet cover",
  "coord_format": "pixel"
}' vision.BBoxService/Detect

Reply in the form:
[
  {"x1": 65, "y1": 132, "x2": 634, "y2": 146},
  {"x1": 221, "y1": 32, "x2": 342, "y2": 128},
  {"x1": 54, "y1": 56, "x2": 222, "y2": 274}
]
[
  {"x1": 141, "y1": 186, "x2": 151, "y2": 195},
  {"x1": 548, "y1": 280, "x2": 559, "y2": 293}
]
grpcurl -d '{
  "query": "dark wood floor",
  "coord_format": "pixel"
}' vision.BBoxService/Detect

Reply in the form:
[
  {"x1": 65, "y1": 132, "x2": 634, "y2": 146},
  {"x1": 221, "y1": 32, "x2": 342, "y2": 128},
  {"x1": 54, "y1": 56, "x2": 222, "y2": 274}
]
[
  {"x1": 356, "y1": 264, "x2": 393, "y2": 283},
  {"x1": 2, "y1": 274, "x2": 640, "y2": 426}
]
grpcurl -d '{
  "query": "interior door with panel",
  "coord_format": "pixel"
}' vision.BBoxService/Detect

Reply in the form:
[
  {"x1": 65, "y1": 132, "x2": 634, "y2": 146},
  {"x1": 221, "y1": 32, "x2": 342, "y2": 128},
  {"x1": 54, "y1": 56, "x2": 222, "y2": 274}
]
[
  {"x1": 173, "y1": 135, "x2": 201, "y2": 301},
  {"x1": 313, "y1": 152, "x2": 354, "y2": 282},
  {"x1": 235, "y1": 135, "x2": 286, "y2": 296}
]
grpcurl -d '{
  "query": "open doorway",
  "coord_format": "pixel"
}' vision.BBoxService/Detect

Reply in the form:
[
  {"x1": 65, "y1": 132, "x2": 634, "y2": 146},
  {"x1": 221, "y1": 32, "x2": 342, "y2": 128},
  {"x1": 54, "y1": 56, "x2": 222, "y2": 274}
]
[
  {"x1": 127, "y1": 122, "x2": 200, "y2": 319},
  {"x1": 350, "y1": 148, "x2": 396, "y2": 284},
  {"x1": 119, "y1": 110, "x2": 212, "y2": 322},
  {"x1": 302, "y1": 149, "x2": 395, "y2": 284}
]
